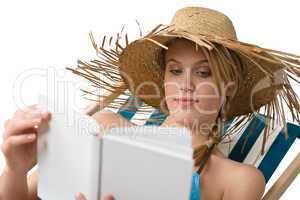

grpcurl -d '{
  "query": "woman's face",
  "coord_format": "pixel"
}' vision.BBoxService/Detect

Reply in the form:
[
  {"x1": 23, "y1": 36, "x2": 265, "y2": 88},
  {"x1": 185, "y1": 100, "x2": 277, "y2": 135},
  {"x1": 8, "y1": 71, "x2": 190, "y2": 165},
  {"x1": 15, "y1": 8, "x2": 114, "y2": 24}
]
[{"x1": 163, "y1": 39, "x2": 222, "y2": 126}]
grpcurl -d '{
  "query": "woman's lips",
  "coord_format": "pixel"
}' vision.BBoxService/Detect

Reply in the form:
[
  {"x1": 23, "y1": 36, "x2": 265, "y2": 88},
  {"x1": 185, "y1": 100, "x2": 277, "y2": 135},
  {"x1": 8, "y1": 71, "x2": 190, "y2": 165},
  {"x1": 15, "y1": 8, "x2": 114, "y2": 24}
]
[{"x1": 173, "y1": 98, "x2": 199, "y2": 107}]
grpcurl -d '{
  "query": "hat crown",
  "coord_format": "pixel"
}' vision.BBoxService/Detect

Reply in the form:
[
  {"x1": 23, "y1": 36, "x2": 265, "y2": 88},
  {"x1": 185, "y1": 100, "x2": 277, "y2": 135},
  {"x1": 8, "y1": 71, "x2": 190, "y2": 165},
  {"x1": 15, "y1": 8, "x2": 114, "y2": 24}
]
[{"x1": 170, "y1": 7, "x2": 237, "y2": 40}]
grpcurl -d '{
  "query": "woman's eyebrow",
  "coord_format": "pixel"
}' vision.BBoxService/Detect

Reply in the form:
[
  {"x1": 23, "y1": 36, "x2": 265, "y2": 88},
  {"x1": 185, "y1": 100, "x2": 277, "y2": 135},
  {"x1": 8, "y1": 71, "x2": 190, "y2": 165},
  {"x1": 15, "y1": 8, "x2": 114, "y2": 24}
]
[
  {"x1": 165, "y1": 58, "x2": 181, "y2": 64},
  {"x1": 165, "y1": 58, "x2": 208, "y2": 65},
  {"x1": 194, "y1": 59, "x2": 209, "y2": 65}
]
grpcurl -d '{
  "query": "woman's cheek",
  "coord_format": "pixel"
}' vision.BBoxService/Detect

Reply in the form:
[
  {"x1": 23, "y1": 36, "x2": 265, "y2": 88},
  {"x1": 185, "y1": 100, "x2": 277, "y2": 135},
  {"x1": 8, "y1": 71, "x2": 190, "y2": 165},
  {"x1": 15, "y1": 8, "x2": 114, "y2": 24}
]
[
  {"x1": 163, "y1": 85, "x2": 178, "y2": 108},
  {"x1": 194, "y1": 98, "x2": 220, "y2": 115}
]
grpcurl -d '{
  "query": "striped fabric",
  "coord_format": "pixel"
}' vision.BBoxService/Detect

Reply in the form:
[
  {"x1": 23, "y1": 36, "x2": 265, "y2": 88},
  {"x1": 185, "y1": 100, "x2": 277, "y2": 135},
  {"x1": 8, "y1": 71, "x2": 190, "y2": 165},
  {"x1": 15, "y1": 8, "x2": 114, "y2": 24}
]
[{"x1": 114, "y1": 96, "x2": 300, "y2": 184}]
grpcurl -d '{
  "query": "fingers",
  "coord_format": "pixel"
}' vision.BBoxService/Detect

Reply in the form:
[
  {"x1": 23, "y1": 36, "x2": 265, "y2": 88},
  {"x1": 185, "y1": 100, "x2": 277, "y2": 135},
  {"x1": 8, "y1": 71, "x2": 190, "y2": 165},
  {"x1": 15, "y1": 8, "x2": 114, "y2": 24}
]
[
  {"x1": 1, "y1": 134, "x2": 36, "y2": 155},
  {"x1": 75, "y1": 193, "x2": 87, "y2": 200},
  {"x1": 26, "y1": 106, "x2": 51, "y2": 120},
  {"x1": 102, "y1": 195, "x2": 114, "y2": 200},
  {"x1": 23, "y1": 105, "x2": 51, "y2": 121},
  {"x1": 3, "y1": 104, "x2": 51, "y2": 140},
  {"x1": 13, "y1": 104, "x2": 51, "y2": 121},
  {"x1": 74, "y1": 193, "x2": 115, "y2": 200},
  {"x1": 3, "y1": 118, "x2": 42, "y2": 140},
  {"x1": 23, "y1": 104, "x2": 40, "y2": 110}
]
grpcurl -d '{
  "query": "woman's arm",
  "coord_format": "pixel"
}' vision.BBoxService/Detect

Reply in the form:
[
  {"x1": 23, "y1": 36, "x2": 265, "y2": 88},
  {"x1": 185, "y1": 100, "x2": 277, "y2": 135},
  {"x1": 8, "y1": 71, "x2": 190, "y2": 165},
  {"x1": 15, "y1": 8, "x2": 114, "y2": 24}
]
[
  {"x1": 0, "y1": 166, "x2": 30, "y2": 200},
  {"x1": 0, "y1": 105, "x2": 50, "y2": 200},
  {"x1": 92, "y1": 110, "x2": 135, "y2": 131},
  {"x1": 27, "y1": 169, "x2": 38, "y2": 200},
  {"x1": 222, "y1": 165, "x2": 266, "y2": 200},
  {"x1": 0, "y1": 165, "x2": 38, "y2": 200}
]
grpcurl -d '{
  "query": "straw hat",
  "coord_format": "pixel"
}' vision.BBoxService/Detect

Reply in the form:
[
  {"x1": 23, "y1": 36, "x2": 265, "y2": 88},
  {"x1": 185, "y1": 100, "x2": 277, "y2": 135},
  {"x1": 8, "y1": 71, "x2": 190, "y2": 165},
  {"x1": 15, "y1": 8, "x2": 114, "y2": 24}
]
[{"x1": 67, "y1": 6, "x2": 300, "y2": 172}]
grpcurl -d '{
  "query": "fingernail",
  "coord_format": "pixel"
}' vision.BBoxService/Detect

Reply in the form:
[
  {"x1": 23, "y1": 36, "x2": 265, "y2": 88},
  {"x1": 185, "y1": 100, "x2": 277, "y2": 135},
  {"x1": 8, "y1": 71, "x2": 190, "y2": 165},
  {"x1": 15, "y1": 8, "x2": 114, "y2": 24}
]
[
  {"x1": 104, "y1": 195, "x2": 115, "y2": 200},
  {"x1": 41, "y1": 109, "x2": 49, "y2": 118},
  {"x1": 75, "y1": 193, "x2": 84, "y2": 200},
  {"x1": 27, "y1": 134, "x2": 36, "y2": 139},
  {"x1": 32, "y1": 118, "x2": 41, "y2": 124},
  {"x1": 30, "y1": 111, "x2": 42, "y2": 117}
]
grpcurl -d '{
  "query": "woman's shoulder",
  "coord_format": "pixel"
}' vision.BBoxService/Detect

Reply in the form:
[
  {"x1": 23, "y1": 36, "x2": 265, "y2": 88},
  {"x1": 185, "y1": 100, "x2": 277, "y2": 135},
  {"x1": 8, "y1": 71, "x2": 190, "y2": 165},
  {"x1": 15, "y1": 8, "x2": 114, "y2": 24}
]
[
  {"x1": 214, "y1": 155, "x2": 265, "y2": 182},
  {"x1": 92, "y1": 109, "x2": 135, "y2": 130},
  {"x1": 213, "y1": 156, "x2": 266, "y2": 199}
]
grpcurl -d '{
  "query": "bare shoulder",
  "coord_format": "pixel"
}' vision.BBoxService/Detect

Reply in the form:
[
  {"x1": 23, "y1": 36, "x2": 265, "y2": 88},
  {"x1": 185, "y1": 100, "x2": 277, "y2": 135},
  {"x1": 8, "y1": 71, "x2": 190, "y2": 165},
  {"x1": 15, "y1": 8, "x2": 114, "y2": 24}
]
[
  {"x1": 219, "y1": 158, "x2": 266, "y2": 200},
  {"x1": 92, "y1": 109, "x2": 135, "y2": 130}
]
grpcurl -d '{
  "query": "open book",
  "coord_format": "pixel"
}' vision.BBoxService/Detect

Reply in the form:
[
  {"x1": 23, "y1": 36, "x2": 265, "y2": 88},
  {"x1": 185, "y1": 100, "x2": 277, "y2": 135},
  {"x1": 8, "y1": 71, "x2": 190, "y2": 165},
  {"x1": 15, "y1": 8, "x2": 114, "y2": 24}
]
[{"x1": 37, "y1": 94, "x2": 194, "y2": 200}]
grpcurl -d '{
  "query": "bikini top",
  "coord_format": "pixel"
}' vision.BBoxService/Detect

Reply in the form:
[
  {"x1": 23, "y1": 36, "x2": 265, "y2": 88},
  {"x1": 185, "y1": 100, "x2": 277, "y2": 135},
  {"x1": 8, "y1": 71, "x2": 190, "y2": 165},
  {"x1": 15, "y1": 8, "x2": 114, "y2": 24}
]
[{"x1": 189, "y1": 172, "x2": 200, "y2": 200}]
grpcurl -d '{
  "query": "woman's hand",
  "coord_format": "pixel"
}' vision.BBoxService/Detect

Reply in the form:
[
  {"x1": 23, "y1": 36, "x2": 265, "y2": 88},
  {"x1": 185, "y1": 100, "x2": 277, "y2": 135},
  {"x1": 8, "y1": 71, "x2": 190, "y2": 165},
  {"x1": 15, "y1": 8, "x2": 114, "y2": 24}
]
[
  {"x1": 1, "y1": 104, "x2": 51, "y2": 174},
  {"x1": 75, "y1": 193, "x2": 115, "y2": 200}
]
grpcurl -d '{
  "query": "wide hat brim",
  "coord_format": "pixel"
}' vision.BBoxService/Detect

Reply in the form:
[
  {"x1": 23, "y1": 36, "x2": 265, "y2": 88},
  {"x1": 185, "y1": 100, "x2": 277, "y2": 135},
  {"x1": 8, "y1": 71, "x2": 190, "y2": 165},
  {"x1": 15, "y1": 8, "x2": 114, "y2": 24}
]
[
  {"x1": 66, "y1": 6, "x2": 300, "y2": 165},
  {"x1": 119, "y1": 25, "x2": 293, "y2": 119}
]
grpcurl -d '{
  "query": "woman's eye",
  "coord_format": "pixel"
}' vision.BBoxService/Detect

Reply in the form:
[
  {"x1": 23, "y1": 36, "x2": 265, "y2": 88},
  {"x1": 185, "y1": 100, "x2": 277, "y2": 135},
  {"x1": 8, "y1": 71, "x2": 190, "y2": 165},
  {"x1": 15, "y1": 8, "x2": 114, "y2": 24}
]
[
  {"x1": 196, "y1": 71, "x2": 211, "y2": 78},
  {"x1": 169, "y1": 69, "x2": 182, "y2": 75}
]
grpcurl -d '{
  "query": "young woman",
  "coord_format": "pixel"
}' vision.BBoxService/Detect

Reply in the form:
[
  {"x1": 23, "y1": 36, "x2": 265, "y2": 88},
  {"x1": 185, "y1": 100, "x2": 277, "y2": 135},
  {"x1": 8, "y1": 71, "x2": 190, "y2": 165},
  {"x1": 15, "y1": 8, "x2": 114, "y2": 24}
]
[
  {"x1": 0, "y1": 37, "x2": 266, "y2": 200},
  {"x1": 1, "y1": 6, "x2": 300, "y2": 200}
]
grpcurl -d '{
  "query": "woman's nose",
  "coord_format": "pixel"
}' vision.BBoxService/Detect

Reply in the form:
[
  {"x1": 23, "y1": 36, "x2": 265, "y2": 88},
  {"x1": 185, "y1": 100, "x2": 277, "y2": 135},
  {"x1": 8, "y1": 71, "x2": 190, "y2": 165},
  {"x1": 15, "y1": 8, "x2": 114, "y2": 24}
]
[
  {"x1": 180, "y1": 72, "x2": 195, "y2": 93},
  {"x1": 180, "y1": 87, "x2": 194, "y2": 93}
]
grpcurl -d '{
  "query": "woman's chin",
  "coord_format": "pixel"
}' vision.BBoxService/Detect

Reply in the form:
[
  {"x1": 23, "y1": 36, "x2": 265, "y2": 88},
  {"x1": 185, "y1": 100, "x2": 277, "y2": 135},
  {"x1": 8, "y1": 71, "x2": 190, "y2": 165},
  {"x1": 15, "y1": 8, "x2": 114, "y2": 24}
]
[
  {"x1": 169, "y1": 108, "x2": 216, "y2": 126},
  {"x1": 172, "y1": 110, "x2": 200, "y2": 123}
]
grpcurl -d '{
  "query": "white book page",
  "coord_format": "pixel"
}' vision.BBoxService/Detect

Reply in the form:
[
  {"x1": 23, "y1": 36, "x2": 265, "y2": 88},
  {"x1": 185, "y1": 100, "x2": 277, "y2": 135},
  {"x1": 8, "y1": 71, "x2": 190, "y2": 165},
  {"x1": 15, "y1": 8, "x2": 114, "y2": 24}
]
[
  {"x1": 100, "y1": 135, "x2": 194, "y2": 200},
  {"x1": 37, "y1": 93, "x2": 101, "y2": 200},
  {"x1": 104, "y1": 126, "x2": 193, "y2": 156}
]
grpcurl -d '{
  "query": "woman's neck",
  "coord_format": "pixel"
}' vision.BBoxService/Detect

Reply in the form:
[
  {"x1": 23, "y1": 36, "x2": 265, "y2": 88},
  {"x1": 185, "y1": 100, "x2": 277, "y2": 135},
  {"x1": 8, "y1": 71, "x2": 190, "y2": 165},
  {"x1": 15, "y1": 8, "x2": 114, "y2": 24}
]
[
  {"x1": 161, "y1": 115, "x2": 226, "y2": 158},
  {"x1": 161, "y1": 115, "x2": 211, "y2": 148}
]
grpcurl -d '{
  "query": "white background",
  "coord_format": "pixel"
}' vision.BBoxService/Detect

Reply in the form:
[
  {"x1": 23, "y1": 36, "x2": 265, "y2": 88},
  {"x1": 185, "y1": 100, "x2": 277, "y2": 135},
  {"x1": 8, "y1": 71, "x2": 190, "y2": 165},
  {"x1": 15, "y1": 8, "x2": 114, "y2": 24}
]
[{"x1": 0, "y1": 0, "x2": 299, "y2": 199}]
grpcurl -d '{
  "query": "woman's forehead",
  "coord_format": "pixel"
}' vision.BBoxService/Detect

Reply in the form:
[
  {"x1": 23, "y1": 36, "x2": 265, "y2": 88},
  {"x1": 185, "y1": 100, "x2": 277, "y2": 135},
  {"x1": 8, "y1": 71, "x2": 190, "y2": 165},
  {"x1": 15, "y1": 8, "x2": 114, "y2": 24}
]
[{"x1": 165, "y1": 39, "x2": 208, "y2": 61}]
